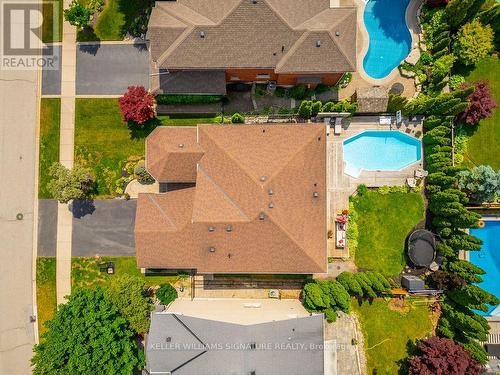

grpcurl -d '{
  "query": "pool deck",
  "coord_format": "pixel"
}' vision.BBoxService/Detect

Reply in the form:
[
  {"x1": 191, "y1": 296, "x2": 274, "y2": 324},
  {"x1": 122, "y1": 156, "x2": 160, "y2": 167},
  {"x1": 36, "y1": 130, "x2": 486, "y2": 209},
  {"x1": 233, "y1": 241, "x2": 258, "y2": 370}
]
[
  {"x1": 338, "y1": 0, "x2": 424, "y2": 100},
  {"x1": 326, "y1": 116, "x2": 423, "y2": 259}
]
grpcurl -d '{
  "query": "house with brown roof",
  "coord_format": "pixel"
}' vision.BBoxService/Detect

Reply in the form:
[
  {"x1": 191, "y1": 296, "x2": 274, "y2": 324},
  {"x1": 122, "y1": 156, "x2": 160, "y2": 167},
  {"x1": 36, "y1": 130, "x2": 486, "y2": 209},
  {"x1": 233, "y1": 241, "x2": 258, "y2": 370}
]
[
  {"x1": 147, "y1": 0, "x2": 357, "y2": 95},
  {"x1": 135, "y1": 124, "x2": 327, "y2": 274}
]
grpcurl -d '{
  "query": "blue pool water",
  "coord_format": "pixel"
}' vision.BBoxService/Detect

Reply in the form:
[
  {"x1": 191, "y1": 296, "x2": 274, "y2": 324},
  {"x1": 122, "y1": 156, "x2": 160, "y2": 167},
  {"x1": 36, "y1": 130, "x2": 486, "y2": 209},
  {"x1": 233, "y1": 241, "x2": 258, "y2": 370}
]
[
  {"x1": 470, "y1": 220, "x2": 500, "y2": 316},
  {"x1": 363, "y1": 0, "x2": 412, "y2": 79},
  {"x1": 343, "y1": 131, "x2": 421, "y2": 177}
]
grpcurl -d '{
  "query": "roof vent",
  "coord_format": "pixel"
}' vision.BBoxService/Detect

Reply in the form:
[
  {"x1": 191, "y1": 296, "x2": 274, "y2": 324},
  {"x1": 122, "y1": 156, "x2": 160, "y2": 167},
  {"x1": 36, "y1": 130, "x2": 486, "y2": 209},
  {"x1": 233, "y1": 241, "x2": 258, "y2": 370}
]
[
  {"x1": 208, "y1": 246, "x2": 216, "y2": 253},
  {"x1": 199, "y1": 31, "x2": 206, "y2": 38},
  {"x1": 178, "y1": 143, "x2": 184, "y2": 148},
  {"x1": 268, "y1": 202, "x2": 274, "y2": 209},
  {"x1": 259, "y1": 212, "x2": 265, "y2": 220},
  {"x1": 316, "y1": 40, "x2": 321, "y2": 47},
  {"x1": 335, "y1": 31, "x2": 340, "y2": 37},
  {"x1": 260, "y1": 175, "x2": 267, "y2": 182},
  {"x1": 313, "y1": 191, "x2": 319, "y2": 198},
  {"x1": 268, "y1": 188, "x2": 273, "y2": 196},
  {"x1": 226, "y1": 225, "x2": 233, "y2": 232},
  {"x1": 208, "y1": 226, "x2": 215, "y2": 232}
]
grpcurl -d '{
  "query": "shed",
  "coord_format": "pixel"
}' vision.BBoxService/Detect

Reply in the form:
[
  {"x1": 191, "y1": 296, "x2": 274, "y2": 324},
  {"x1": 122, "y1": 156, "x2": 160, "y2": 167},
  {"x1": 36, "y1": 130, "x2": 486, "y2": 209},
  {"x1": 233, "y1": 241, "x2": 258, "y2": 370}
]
[
  {"x1": 401, "y1": 275, "x2": 425, "y2": 291},
  {"x1": 353, "y1": 86, "x2": 389, "y2": 113}
]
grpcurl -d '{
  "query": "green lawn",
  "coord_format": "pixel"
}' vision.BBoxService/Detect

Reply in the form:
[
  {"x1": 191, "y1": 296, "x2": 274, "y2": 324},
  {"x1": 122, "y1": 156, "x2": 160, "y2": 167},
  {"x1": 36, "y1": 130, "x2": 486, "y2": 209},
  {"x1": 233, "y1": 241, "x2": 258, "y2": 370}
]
[
  {"x1": 77, "y1": 0, "x2": 149, "y2": 41},
  {"x1": 75, "y1": 98, "x2": 151, "y2": 197},
  {"x1": 72, "y1": 257, "x2": 181, "y2": 289},
  {"x1": 36, "y1": 257, "x2": 57, "y2": 336},
  {"x1": 39, "y1": 98, "x2": 60, "y2": 198},
  {"x1": 461, "y1": 56, "x2": 500, "y2": 169},
  {"x1": 353, "y1": 190, "x2": 425, "y2": 276},
  {"x1": 353, "y1": 299, "x2": 434, "y2": 375},
  {"x1": 42, "y1": 0, "x2": 63, "y2": 42},
  {"x1": 75, "y1": 99, "x2": 221, "y2": 197}
]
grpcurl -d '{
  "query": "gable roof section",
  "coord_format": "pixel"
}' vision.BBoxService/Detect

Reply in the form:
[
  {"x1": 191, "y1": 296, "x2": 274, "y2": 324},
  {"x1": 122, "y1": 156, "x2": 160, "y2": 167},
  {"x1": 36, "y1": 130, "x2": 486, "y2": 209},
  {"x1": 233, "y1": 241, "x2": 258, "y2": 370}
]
[
  {"x1": 149, "y1": 0, "x2": 357, "y2": 73},
  {"x1": 136, "y1": 124, "x2": 327, "y2": 274}
]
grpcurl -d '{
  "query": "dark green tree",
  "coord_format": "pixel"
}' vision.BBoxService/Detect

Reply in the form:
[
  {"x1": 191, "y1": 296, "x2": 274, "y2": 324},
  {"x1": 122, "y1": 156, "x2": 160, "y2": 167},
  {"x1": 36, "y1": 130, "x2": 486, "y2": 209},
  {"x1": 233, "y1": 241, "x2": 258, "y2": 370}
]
[
  {"x1": 32, "y1": 288, "x2": 143, "y2": 374},
  {"x1": 156, "y1": 283, "x2": 178, "y2": 305}
]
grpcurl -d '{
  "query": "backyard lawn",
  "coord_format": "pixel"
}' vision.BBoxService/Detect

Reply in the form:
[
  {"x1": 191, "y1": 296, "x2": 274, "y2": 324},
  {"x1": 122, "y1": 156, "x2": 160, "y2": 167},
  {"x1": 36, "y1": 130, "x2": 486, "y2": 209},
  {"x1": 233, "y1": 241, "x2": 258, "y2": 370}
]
[
  {"x1": 462, "y1": 56, "x2": 500, "y2": 169},
  {"x1": 72, "y1": 257, "x2": 183, "y2": 289},
  {"x1": 353, "y1": 190, "x2": 425, "y2": 276},
  {"x1": 353, "y1": 299, "x2": 434, "y2": 374},
  {"x1": 39, "y1": 98, "x2": 60, "y2": 198},
  {"x1": 42, "y1": 0, "x2": 63, "y2": 42},
  {"x1": 36, "y1": 257, "x2": 57, "y2": 336},
  {"x1": 75, "y1": 98, "x2": 221, "y2": 197}
]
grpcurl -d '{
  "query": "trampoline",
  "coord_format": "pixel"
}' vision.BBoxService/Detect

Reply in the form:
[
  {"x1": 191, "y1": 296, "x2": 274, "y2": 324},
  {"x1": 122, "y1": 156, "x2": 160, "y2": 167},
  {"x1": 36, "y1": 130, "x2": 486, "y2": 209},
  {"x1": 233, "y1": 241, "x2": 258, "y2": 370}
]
[{"x1": 407, "y1": 230, "x2": 437, "y2": 268}]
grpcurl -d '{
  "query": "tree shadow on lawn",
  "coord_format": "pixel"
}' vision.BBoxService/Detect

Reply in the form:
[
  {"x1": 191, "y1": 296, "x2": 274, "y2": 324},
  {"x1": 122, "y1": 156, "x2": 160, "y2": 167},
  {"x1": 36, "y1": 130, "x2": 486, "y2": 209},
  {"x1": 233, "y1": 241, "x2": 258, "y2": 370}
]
[
  {"x1": 127, "y1": 117, "x2": 160, "y2": 140},
  {"x1": 396, "y1": 339, "x2": 419, "y2": 375}
]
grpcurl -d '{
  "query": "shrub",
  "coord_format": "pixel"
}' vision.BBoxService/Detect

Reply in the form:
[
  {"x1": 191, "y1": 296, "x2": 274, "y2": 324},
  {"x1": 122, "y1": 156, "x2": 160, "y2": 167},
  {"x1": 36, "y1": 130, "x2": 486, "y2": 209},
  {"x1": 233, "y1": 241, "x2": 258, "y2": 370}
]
[
  {"x1": 298, "y1": 100, "x2": 312, "y2": 118},
  {"x1": 458, "y1": 165, "x2": 500, "y2": 203},
  {"x1": 301, "y1": 280, "x2": 350, "y2": 321},
  {"x1": 458, "y1": 81, "x2": 497, "y2": 125},
  {"x1": 231, "y1": 112, "x2": 245, "y2": 123},
  {"x1": 311, "y1": 101, "x2": 322, "y2": 116},
  {"x1": 346, "y1": 201, "x2": 358, "y2": 254},
  {"x1": 449, "y1": 75, "x2": 465, "y2": 90},
  {"x1": 408, "y1": 336, "x2": 483, "y2": 375},
  {"x1": 63, "y1": 0, "x2": 91, "y2": 28},
  {"x1": 426, "y1": 0, "x2": 449, "y2": 7},
  {"x1": 357, "y1": 184, "x2": 368, "y2": 196},
  {"x1": 155, "y1": 94, "x2": 222, "y2": 105},
  {"x1": 453, "y1": 20, "x2": 494, "y2": 66},
  {"x1": 432, "y1": 54, "x2": 456, "y2": 82},
  {"x1": 338, "y1": 72, "x2": 352, "y2": 88},
  {"x1": 87, "y1": 0, "x2": 104, "y2": 12},
  {"x1": 134, "y1": 162, "x2": 155, "y2": 184},
  {"x1": 289, "y1": 85, "x2": 311, "y2": 100},
  {"x1": 420, "y1": 51, "x2": 433, "y2": 65},
  {"x1": 118, "y1": 86, "x2": 155, "y2": 125},
  {"x1": 156, "y1": 283, "x2": 178, "y2": 305}
]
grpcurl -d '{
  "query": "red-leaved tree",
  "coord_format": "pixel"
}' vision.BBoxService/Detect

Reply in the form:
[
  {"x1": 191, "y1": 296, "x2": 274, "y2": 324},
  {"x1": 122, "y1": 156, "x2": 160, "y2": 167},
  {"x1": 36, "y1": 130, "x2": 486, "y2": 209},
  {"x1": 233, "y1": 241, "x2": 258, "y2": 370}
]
[
  {"x1": 118, "y1": 86, "x2": 155, "y2": 125},
  {"x1": 426, "y1": 0, "x2": 449, "y2": 7},
  {"x1": 409, "y1": 337, "x2": 483, "y2": 375},
  {"x1": 458, "y1": 81, "x2": 497, "y2": 125}
]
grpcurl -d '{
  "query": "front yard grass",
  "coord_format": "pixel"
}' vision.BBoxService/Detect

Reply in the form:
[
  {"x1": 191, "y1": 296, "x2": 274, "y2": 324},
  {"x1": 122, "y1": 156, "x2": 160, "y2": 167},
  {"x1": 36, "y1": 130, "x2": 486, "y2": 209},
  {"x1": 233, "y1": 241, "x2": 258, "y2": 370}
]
[
  {"x1": 42, "y1": 0, "x2": 63, "y2": 42},
  {"x1": 72, "y1": 257, "x2": 181, "y2": 289},
  {"x1": 39, "y1": 98, "x2": 60, "y2": 198},
  {"x1": 353, "y1": 298, "x2": 434, "y2": 375},
  {"x1": 36, "y1": 257, "x2": 57, "y2": 336},
  {"x1": 461, "y1": 56, "x2": 500, "y2": 169},
  {"x1": 353, "y1": 190, "x2": 425, "y2": 276},
  {"x1": 75, "y1": 98, "x2": 222, "y2": 197}
]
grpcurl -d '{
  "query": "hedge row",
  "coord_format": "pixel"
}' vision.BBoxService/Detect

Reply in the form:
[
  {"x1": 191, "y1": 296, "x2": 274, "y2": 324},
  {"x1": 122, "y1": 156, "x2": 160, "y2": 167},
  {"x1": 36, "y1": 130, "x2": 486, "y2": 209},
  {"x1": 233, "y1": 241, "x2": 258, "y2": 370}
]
[{"x1": 155, "y1": 94, "x2": 223, "y2": 105}]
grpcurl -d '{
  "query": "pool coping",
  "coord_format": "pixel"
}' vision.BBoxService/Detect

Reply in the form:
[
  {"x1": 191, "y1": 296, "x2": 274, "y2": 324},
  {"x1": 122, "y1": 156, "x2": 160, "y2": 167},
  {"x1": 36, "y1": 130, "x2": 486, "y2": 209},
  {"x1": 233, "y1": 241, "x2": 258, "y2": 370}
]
[
  {"x1": 342, "y1": 129, "x2": 423, "y2": 178},
  {"x1": 356, "y1": 0, "x2": 423, "y2": 85}
]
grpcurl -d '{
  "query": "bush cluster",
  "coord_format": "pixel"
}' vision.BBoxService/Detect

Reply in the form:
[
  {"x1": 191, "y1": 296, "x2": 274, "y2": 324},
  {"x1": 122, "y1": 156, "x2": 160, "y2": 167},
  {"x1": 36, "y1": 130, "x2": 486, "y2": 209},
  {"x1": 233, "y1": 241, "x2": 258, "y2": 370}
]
[
  {"x1": 297, "y1": 99, "x2": 358, "y2": 118},
  {"x1": 155, "y1": 94, "x2": 223, "y2": 105},
  {"x1": 156, "y1": 283, "x2": 178, "y2": 306}
]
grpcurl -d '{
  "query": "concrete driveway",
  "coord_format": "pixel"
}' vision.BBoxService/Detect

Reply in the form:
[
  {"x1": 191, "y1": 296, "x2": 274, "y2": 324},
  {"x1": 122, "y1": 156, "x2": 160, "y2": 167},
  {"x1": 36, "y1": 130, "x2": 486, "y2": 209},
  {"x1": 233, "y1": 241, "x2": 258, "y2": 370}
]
[
  {"x1": 76, "y1": 42, "x2": 150, "y2": 95},
  {"x1": 71, "y1": 199, "x2": 137, "y2": 256},
  {"x1": 42, "y1": 44, "x2": 62, "y2": 95}
]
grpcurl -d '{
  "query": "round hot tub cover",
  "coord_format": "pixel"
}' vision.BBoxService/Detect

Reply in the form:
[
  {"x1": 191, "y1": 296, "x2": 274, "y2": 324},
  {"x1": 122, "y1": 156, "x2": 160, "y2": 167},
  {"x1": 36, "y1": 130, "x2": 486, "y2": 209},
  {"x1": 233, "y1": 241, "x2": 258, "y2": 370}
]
[{"x1": 407, "y1": 230, "x2": 436, "y2": 267}]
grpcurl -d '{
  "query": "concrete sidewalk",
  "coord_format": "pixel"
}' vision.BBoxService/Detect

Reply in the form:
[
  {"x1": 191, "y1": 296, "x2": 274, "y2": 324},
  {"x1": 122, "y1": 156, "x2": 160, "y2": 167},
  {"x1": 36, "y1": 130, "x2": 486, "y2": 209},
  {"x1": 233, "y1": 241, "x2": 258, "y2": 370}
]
[{"x1": 55, "y1": 0, "x2": 76, "y2": 305}]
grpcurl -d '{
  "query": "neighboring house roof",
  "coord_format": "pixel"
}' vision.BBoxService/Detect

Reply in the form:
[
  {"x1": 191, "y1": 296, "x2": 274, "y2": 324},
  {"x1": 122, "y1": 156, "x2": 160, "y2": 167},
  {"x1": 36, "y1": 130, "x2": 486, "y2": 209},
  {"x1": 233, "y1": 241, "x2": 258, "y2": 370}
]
[
  {"x1": 159, "y1": 70, "x2": 227, "y2": 95},
  {"x1": 355, "y1": 86, "x2": 389, "y2": 113},
  {"x1": 148, "y1": 0, "x2": 357, "y2": 73},
  {"x1": 136, "y1": 124, "x2": 327, "y2": 274},
  {"x1": 146, "y1": 312, "x2": 324, "y2": 375}
]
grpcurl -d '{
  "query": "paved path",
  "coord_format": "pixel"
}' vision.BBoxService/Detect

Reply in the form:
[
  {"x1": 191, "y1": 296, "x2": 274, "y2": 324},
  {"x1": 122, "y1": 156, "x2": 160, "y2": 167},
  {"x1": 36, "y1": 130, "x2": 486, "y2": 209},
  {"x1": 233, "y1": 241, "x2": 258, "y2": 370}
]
[
  {"x1": 76, "y1": 43, "x2": 149, "y2": 95},
  {"x1": 0, "y1": 44, "x2": 38, "y2": 375},
  {"x1": 55, "y1": 0, "x2": 76, "y2": 305}
]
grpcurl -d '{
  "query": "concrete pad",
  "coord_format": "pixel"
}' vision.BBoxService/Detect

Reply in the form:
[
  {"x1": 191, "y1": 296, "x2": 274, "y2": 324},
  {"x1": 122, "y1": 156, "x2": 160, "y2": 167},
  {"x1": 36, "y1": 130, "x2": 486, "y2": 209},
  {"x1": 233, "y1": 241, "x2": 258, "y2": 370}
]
[
  {"x1": 166, "y1": 298, "x2": 312, "y2": 325},
  {"x1": 76, "y1": 43, "x2": 150, "y2": 95}
]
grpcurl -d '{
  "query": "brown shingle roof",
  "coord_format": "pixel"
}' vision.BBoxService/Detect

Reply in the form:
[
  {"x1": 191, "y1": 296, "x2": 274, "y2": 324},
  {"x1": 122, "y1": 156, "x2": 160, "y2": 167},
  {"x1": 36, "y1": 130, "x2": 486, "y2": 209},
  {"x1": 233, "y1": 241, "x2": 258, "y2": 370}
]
[
  {"x1": 149, "y1": 0, "x2": 357, "y2": 73},
  {"x1": 136, "y1": 124, "x2": 327, "y2": 274}
]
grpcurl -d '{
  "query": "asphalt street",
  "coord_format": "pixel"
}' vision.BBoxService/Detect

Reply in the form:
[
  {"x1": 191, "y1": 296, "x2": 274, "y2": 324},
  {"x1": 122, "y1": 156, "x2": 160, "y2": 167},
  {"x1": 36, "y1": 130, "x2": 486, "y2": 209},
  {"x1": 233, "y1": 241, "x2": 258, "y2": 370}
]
[{"x1": 0, "y1": 63, "x2": 38, "y2": 373}]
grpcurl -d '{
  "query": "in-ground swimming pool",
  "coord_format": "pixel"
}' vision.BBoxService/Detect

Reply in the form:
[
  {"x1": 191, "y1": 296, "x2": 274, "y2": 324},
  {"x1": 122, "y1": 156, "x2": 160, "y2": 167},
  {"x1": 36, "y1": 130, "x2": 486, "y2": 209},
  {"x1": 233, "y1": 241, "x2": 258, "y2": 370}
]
[
  {"x1": 343, "y1": 131, "x2": 421, "y2": 177},
  {"x1": 363, "y1": 0, "x2": 412, "y2": 79},
  {"x1": 469, "y1": 220, "x2": 500, "y2": 316}
]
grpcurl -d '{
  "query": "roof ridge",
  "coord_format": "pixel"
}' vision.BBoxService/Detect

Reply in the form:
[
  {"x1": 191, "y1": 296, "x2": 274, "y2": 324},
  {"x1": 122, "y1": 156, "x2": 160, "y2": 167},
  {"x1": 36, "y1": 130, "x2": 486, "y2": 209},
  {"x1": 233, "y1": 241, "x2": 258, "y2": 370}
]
[
  {"x1": 169, "y1": 314, "x2": 208, "y2": 372},
  {"x1": 196, "y1": 164, "x2": 251, "y2": 222},
  {"x1": 275, "y1": 31, "x2": 309, "y2": 72},
  {"x1": 262, "y1": 0, "x2": 297, "y2": 30},
  {"x1": 146, "y1": 194, "x2": 177, "y2": 230},
  {"x1": 327, "y1": 9, "x2": 357, "y2": 71},
  {"x1": 157, "y1": 25, "x2": 195, "y2": 66}
]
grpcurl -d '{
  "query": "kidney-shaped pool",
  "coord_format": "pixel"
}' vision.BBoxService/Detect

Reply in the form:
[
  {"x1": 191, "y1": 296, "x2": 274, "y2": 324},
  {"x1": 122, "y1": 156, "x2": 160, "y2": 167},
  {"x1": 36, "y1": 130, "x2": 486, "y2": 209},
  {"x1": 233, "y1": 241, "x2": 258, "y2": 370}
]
[
  {"x1": 363, "y1": 0, "x2": 412, "y2": 79},
  {"x1": 343, "y1": 131, "x2": 421, "y2": 178}
]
